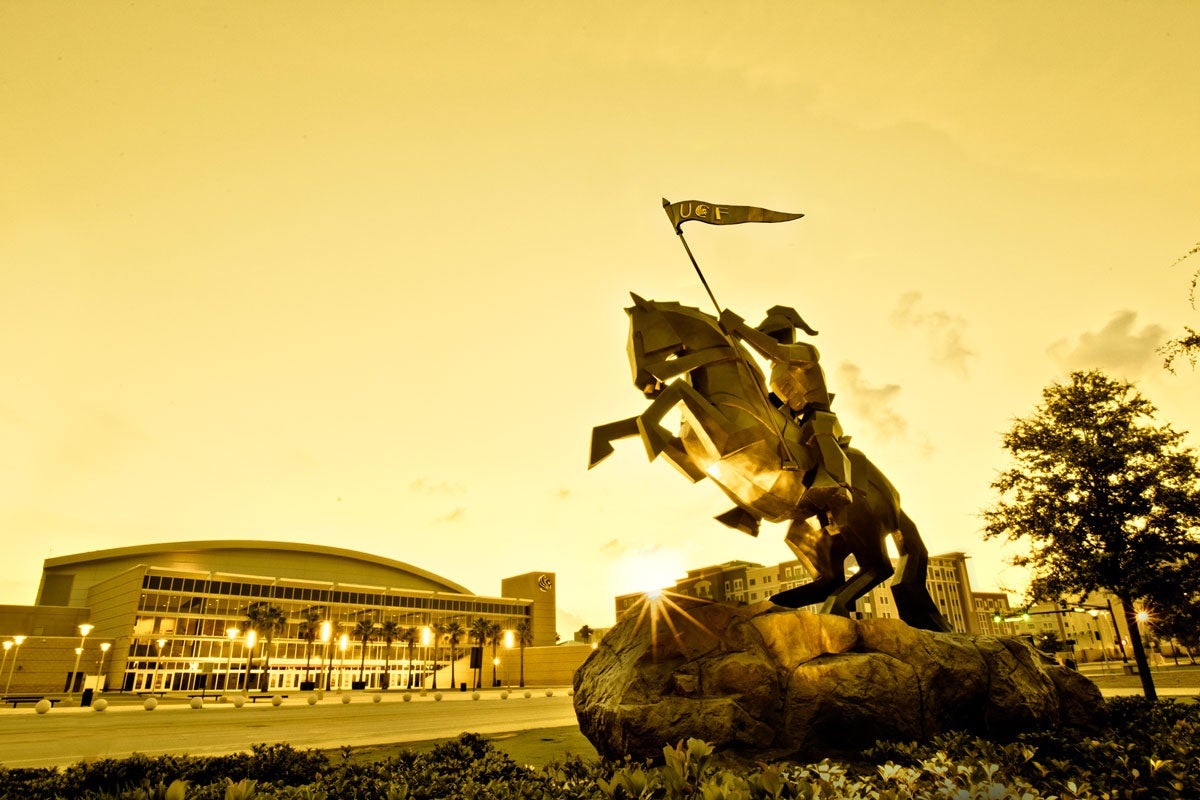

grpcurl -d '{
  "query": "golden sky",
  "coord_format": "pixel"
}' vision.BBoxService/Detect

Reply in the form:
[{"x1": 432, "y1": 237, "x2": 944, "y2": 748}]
[{"x1": 3, "y1": 2, "x2": 1199, "y2": 634}]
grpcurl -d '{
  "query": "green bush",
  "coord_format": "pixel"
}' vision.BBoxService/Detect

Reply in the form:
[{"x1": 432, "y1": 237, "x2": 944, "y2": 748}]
[{"x1": 0, "y1": 698, "x2": 1196, "y2": 799}]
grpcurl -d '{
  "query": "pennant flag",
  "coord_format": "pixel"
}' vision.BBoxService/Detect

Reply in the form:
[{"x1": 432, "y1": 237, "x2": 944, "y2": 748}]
[{"x1": 662, "y1": 198, "x2": 804, "y2": 234}]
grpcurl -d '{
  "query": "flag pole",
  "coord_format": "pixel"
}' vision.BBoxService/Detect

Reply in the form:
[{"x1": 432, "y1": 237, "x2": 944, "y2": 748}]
[
  {"x1": 675, "y1": 230, "x2": 722, "y2": 317},
  {"x1": 661, "y1": 198, "x2": 801, "y2": 469}
]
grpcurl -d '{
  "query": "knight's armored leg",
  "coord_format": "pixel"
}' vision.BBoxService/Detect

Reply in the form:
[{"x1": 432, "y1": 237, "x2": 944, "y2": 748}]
[{"x1": 800, "y1": 410, "x2": 852, "y2": 508}]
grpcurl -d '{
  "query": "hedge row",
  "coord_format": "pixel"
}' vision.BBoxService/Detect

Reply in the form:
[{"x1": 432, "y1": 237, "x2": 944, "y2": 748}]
[{"x1": 0, "y1": 697, "x2": 1196, "y2": 799}]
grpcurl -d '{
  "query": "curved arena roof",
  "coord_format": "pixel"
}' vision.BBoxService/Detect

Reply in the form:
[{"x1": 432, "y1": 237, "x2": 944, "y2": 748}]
[{"x1": 39, "y1": 540, "x2": 472, "y2": 607}]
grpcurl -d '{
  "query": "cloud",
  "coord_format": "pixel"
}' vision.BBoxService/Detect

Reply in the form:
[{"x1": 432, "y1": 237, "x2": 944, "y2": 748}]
[
  {"x1": 434, "y1": 507, "x2": 466, "y2": 523},
  {"x1": 600, "y1": 538, "x2": 625, "y2": 557},
  {"x1": 891, "y1": 292, "x2": 975, "y2": 376},
  {"x1": 834, "y1": 363, "x2": 908, "y2": 443},
  {"x1": 1048, "y1": 311, "x2": 1167, "y2": 378}
]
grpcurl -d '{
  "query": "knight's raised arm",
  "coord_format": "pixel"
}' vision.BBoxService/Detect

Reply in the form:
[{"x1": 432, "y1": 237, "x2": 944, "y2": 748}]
[{"x1": 719, "y1": 308, "x2": 818, "y2": 365}]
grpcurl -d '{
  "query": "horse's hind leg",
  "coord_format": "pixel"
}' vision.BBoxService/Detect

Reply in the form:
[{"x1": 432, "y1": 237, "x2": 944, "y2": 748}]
[
  {"x1": 890, "y1": 511, "x2": 952, "y2": 632},
  {"x1": 772, "y1": 516, "x2": 847, "y2": 609},
  {"x1": 821, "y1": 526, "x2": 893, "y2": 618}
]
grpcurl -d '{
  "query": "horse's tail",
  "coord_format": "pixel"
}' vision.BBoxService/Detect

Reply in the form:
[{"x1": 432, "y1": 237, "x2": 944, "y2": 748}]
[{"x1": 890, "y1": 511, "x2": 953, "y2": 632}]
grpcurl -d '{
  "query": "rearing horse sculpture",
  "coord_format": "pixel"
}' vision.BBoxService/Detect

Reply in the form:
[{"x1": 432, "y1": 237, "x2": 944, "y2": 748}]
[{"x1": 591, "y1": 294, "x2": 951, "y2": 632}]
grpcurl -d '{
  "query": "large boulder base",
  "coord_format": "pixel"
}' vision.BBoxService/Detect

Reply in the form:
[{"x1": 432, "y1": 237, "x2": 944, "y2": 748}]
[{"x1": 574, "y1": 600, "x2": 1103, "y2": 762}]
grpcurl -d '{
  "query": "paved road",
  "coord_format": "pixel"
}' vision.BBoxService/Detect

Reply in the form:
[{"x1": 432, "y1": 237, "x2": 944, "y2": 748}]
[{"x1": 0, "y1": 690, "x2": 580, "y2": 769}]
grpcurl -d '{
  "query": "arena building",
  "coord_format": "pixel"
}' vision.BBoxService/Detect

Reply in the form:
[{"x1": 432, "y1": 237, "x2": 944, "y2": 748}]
[{"x1": 1, "y1": 541, "x2": 583, "y2": 699}]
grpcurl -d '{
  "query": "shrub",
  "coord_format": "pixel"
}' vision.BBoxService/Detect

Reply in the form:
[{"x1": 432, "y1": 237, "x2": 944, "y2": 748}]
[{"x1": 0, "y1": 698, "x2": 1195, "y2": 799}]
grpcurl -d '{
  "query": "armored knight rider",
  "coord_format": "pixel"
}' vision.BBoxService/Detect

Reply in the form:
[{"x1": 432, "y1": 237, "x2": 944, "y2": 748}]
[{"x1": 719, "y1": 306, "x2": 854, "y2": 511}]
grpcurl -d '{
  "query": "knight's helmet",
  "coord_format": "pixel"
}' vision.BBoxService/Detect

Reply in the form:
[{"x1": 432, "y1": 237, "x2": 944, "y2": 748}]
[
  {"x1": 758, "y1": 305, "x2": 818, "y2": 344},
  {"x1": 757, "y1": 306, "x2": 825, "y2": 413}
]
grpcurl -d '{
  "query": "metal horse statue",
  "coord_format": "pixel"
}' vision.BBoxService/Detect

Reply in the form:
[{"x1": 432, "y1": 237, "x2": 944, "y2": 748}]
[{"x1": 590, "y1": 294, "x2": 951, "y2": 632}]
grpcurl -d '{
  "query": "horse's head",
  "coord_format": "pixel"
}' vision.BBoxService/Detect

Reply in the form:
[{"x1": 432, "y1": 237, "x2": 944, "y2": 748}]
[{"x1": 625, "y1": 293, "x2": 728, "y2": 397}]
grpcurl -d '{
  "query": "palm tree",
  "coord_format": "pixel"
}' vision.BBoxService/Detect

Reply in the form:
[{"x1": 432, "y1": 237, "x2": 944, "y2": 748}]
[
  {"x1": 515, "y1": 619, "x2": 533, "y2": 688},
  {"x1": 297, "y1": 608, "x2": 324, "y2": 685},
  {"x1": 431, "y1": 622, "x2": 445, "y2": 689},
  {"x1": 244, "y1": 602, "x2": 287, "y2": 693},
  {"x1": 378, "y1": 620, "x2": 401, "y2": 689},
  {"x1": 443, "y1": 619, "x2": 464, "y2": 689},
  {"x1": 353, "y1": 617, "x2": 378, "y2": 684},
  {"x1": 399, "y1": 626, "x2": 419, "y2": 688},
  {"x1": 469, "y1": 617, "x2": 490, "y2": 689},
  {"x1": 486, "y1": 620, "x2": 502, "y2": 687}
]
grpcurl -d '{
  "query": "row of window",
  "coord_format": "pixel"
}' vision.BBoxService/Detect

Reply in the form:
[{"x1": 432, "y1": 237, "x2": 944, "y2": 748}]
[{"x1": 140, "y1": 575, "x2": 526, "y2": 616}]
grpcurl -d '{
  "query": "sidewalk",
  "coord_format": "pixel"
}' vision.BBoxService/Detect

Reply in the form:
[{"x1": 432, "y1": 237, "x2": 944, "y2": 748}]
[{"x1": 1078, "y1": 662, "x2": 1200, "y2": 698}]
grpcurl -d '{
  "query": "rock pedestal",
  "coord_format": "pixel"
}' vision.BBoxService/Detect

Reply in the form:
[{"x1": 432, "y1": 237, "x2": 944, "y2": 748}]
[{"x1": 573, "y1": 600, "x2": 1103, "y2": 762}]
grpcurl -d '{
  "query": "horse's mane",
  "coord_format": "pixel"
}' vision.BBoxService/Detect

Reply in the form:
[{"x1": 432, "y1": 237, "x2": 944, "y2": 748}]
[{"x1": 631, "y1": 297, "x2": 720, "y2": 328}]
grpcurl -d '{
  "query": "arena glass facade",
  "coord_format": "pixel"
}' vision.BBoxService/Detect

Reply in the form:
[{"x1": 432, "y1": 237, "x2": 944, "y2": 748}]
[{"x1": 7, "y1": 541, "x2": 555, "y2": 695}]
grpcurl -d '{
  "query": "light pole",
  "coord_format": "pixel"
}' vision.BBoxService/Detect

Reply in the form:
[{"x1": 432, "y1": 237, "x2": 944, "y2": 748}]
[
  {"x1": 1088, "y1": 609, "x2": 1111, "y2": 674},
  {"x1": 1, "y1": 642, "x2": 11, "y2": 693},
  {"x1": 243, "y1": 630, "x2": 257, "y2": 695},
  {"x1": 503, "y1": 629, "x2": 514, "y2": 688},
  {"x1": 96, "y1": 642, "x2": 111, "y2": 693},
  {"x1": 223, "y1": 627, "x2": 240, "y2": 694},
  {"x1": 68, "y1": 623, "x2": 94, "y2": 702},
  {"x1": 151, "y1": 638, "x2": 167, "y2": 691},
  {"x1": 5, "y1": 635, "x2": 26, "y2": 696},
  {"x1": 320, "y1": 621, "x2": 332, "y2": 691},
  {"x1": 1107, "y1": 598, "x2": 1129, "y2": 662},
  {"x1": 338, "y1": 633, "x2": 348, "y2": 691}
]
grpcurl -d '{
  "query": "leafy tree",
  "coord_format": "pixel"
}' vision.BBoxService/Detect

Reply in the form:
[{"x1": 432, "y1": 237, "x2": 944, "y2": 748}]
[
  {"x1": 353, "y1": 617, "x2": 378, "y2": 682},
  {"x1": 515, "y1": 619, "x2": 533, "y2": 688},
  {"x1": 577, "y1": 625, "x2": 594, "y2": 643},
  {"x1": 297, "y1": 608, "x2": 324, "y2": 684},
  {"x1": 469, "y1": 617, "x2": 490, "y2": 689},
  {"x1": 243, "y1": 602, "x2": 288, "y2": 693},
  {"x1": 1155, "y1": 564, "x2": 1200, "y2": 664},
  {"x1": 1160, "y1": 242, "x2": 1200, "y2": 373},
  {"x1": 378, "y1": 620, "x2": 401, "y2": 689},
  {"x1": 983, "y1": 370, "x2": 1200, "y2": 700}
]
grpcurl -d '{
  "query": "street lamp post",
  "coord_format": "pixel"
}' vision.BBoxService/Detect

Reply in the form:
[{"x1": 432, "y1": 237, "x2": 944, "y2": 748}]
[
  {"x1": 96, "y1": 642, "x2": 111, "y2": 694},
  {"x1": 320, "y1": 621, "x2": 332, "y2": 692},
  {"x1": 3, "y1": 636, "x2": 24, "y2": 696},
  {"x1": 1088, "y1": 609, "x2": 1111, "y2": 674},
  {"x1": 337, "y1": 634, "x2": 348, "y2": 691},
  {"x1": 1, "y1": 642, "x2": 11, "y2": 692},
  {"x1": 151, "y1": 638, "x2": 167, "y2": 692},
  {"x1": 243, "y1": 630, "x2": 257, "y2": 695},
  {"x1": 223, "y1": 627, "x2": 240, "y2": 694},
  {"x1": 1107, "y1": 599, "x2": 1129, "y2": 662},
  {"x1": 68, "y1": 623, "x2": 94, "y2": 702}
]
